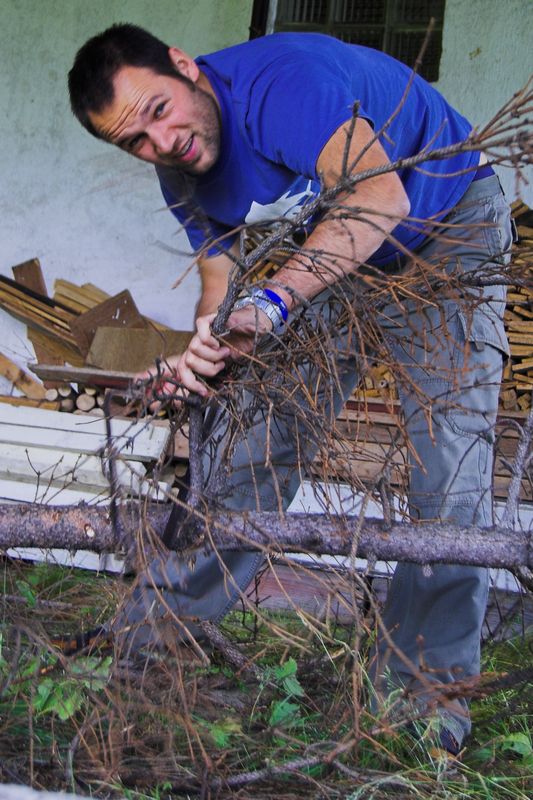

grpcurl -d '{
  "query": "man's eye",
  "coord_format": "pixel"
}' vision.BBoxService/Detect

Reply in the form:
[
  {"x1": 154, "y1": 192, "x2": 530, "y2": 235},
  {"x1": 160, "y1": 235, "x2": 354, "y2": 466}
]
[
  {"x1": 154, "y1": 102, "x2": 166, "y2": 119},
  {"x1": 127, "y1": 134, "x2": 145, "y2": 152}
]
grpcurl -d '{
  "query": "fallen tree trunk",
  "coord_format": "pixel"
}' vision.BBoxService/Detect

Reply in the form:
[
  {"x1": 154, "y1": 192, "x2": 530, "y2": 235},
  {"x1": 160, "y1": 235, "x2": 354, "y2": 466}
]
[{"x1": 0, "y1": 502, "x2": 531, "y2": 569}]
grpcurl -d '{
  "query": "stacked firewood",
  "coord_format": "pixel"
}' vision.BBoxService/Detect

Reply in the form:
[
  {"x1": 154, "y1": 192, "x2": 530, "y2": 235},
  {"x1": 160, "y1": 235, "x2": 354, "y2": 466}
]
[
  {"x1": 352, "y1": 200, "x2": 533, "y2": 413},
  {"x1": 0, "y1": 259, "x2": 191, "y2": 417},
  {"x1": 500, "y1": 199, "x2": 533, "y2": 412}
]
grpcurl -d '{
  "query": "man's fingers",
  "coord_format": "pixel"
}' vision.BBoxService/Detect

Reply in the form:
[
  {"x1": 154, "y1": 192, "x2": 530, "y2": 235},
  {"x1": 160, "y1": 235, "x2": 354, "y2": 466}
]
[
  {"x1": 196, "y1": 312, "x2": 223, "y2": 347},
  {"x1": 178, "y1": 363, "x2": 213, "y2": 397},
  {"x1": 187, "y1": 340, "x2": 231, "y2": 363}
]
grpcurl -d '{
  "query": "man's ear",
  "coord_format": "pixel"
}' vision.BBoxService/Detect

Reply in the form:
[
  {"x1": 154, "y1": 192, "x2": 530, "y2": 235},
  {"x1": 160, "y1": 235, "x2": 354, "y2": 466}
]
[{"x1": 168, "y1": 47, "x2": 200, "y2": 83}]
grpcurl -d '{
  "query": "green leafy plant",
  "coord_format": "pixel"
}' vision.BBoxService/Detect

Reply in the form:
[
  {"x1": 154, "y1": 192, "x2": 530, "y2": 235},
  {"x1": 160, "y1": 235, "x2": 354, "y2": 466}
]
[
  {"x1": 205, "y1": 716, "x2": 243, "y2": 748},
  {"x1": 32, "y1": 655, "x2": 112, "y2": 721},
  {"x1": 265, "y1": 657, "x2": 305, "y2": 729}
]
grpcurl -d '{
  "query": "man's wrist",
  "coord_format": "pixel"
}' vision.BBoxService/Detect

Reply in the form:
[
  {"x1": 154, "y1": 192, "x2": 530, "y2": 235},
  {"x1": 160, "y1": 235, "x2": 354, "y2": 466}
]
[
  {"x1": 264, "y1": 283, "x2": 293, "y2": 312},
  {"x1": 232, "y1": 286, "x2": 288, "y2": 335}
]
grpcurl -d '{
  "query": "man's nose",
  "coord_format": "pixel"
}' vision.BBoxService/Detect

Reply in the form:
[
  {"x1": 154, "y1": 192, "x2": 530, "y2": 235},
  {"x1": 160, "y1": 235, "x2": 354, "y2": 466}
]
[{"x1": 150, "y1": 124, "x2": 174, "y2": 154}]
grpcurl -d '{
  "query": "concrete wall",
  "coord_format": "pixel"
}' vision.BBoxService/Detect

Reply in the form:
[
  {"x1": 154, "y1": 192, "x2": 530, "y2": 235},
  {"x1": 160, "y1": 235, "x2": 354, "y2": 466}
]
[
  {"x1": 435, "y1": 0, "x2": 532, "y2": 205},
  {"x1": 0, "y1": 0, "x2": 253, "y2": 373}
]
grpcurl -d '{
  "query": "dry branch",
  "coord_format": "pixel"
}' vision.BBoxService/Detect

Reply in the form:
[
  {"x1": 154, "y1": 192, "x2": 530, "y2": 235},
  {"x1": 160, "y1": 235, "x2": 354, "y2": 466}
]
[{"x1": 0, "y1": 502, "x2": 530, "y2": 569}]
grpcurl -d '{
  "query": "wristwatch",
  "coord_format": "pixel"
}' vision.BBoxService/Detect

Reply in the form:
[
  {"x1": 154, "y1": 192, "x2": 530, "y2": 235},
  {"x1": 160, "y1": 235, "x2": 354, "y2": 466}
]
[{"x1": 232, "y1": 287, "x2": 289, "y2": 335}]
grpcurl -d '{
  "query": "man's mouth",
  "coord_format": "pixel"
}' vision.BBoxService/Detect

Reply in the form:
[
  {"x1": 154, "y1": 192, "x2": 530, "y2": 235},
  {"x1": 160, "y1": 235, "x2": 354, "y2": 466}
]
[{"x1": 173, "y1": 135, "x2": 196, "y2": 163}]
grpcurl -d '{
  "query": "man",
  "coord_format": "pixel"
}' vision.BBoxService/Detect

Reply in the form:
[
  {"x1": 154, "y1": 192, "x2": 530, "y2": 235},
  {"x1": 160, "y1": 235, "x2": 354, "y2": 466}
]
[{"x1": 68, "y1": 24, "x2": 512, "y2": 753}]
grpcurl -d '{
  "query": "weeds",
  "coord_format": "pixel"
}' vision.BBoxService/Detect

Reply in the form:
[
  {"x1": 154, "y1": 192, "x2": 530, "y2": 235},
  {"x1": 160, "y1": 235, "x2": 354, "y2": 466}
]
[{"x1": 0, "y1": 558, "x2": 531, "y2": 799}]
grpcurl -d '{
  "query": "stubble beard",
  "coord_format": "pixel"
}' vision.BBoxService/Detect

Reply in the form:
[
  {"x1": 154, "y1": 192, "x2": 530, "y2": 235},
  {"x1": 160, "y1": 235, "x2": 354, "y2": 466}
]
[{"x1": 165, "y1": 85, "x2": 221, "y2": 176}]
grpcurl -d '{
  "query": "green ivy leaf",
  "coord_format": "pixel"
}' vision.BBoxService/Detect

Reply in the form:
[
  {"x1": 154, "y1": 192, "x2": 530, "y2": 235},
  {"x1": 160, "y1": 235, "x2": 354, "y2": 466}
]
[
  {"x1": 273, "y1": 657, "x2": 298, "y2": 681},
  {"x1": 55, "y1": 684, "x2": 85, "y2": 721},
  {"x1": 501, "y1": 732, "x2": 533, "y2": 760},
  {"x1": 269, "y1": 698, "x2": 301, "y2": 727},
  {"x1": 15, "y1": 580, "x2": 37, "y2": 608},
  {"x1": 71, "y1": 655, "x2": 112, "y2": 690},
  {"x1": 208, "y1": 717, "x2": 242, "y2": 748},
  {"x1": 282, "y1": 674, "x2": 305, "y2": 698},
  {"x1": 33, "y1": 678, "x2": 55, "y2": 713}
]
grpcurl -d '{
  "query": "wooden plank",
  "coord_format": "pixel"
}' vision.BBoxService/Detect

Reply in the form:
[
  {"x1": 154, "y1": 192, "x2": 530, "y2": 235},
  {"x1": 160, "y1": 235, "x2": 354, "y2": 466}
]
[
  {"x1": 81, "y1": 282, "x2": 111, "y2": 303},
  {"x1": 12, "y1": 258, "x2": 47, "y2": 295},
  {"x1": 506, "y1": 320, "x2": 533, "y2": 332},
  {"x1": 32, "y1": 364, "x2": 136, "y2": 389},
  {"x1": 0, "y1": 441, "x2": 147, "y2": 489},
  {"x1": 0, "y1": 287, "x2": 72, "y2": 329},
  {"x1": 11, "y1": 259, "x2": 64, "y2": 383},
  {"x1": 54, "y1": 279, "x2": 171, "y2": 333},
  {"x1": 53, "y1": 278, "x2": 109, "y2": 310},
  {"x1": 0, "y1": 275, "x2": 76, "y2": 319},
  {"x1": 0, "y1": 405, "x2": 171, "y2": 462},
  {"x1": 70, "y1": 290, "x2": 147, "y2": 356},
  {"x1": 510, "y1": 344, "x2": 533, "y2": 357},
  {"x1": 513, "y1": 306, "x2": 533, "y2": 319},
  {"x1": 0, "y1": 351, "x2": 46, "y2": 399},
  {"x1": 0, "y1": 459, "x2": 172, "y2": 503},
  {"x1": 504, "y1": 333, "x2": 533, "y2": 345},
  {"x1": 0, "y1": 296, "x2": 80, "y2": 347},
  {"x1": 86, "y1": 326, "x2": 192, "y2": 372},
  {"x1": 0, "y1": 395, "x2": 59, "y2": 411},
  {"x1": 0, "y1": 476, "x2": 110, "y2": 506},
  {"x1": 52, "y1": 293, "x2": 90, "y2": 315},
  {"x1": 29, "y1": 330, "x2": 85, "y2": 367},
  {"x1": 511, "y1": 358, "x2": 533, "y2": 373}
]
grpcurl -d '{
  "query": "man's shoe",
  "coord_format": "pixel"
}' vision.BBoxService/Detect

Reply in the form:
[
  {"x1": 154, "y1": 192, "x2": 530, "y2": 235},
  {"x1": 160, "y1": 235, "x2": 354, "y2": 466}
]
[{"x1": 439, "y1": 726, "x2": 462, "y2": 756}]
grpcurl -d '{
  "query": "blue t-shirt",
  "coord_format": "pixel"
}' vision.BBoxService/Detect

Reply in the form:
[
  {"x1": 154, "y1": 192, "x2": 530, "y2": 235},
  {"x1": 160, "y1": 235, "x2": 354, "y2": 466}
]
[{"x1": 157, "y1": 33, "x2": 479, "y2": 267}]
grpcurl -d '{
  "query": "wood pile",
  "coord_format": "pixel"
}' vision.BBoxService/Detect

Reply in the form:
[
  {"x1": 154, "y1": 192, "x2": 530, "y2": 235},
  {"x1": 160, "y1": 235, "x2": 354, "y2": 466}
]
[
  {"x1": 0, "y1": 259, "x2": 192, "y2": 415},
  {"x1": 0, "y1": 198, "x2": 531, "y2": 507},
  {"x1": 0, "y1": 260, "x2": 191, "y2": 507},
  {"x1": 1, "y1": 259, "x2": 192, "y2": 377},
  {"x1": 353, "y1": 200, "x2": 533, "y2": 413},
  {"x1": 325, "y1": 398, "x2": 532, "y2": 503},
  {"x1": 500, "y1": 199, "x2": 533, "y2": 412}
]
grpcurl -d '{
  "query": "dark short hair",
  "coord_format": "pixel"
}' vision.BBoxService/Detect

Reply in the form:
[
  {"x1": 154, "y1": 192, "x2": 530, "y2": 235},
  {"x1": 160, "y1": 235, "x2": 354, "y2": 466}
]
[{"x1": 68, "y1": 23, "x2": 188, "y2": 138}]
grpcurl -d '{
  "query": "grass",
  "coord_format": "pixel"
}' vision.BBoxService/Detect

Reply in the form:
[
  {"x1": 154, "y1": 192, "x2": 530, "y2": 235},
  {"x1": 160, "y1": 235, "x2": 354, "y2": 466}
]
[{"x1": 0, "y1": 556, "x2": 531, "y2": 799}]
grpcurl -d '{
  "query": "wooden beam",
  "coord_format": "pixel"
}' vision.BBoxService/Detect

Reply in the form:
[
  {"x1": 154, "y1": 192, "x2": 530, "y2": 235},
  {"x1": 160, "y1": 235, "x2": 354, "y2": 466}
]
[
  {"x1": 31, "y1": 364, "x2": 137, "y2": 389},
  {"x1": 0, "y1": 352, "x2": 46, "y2": 399},
  {"x1": 11, "y1": 259, "x2": 65, "y2": 384},
  {"x1": 0, "y1": 395, "x2": 59, "y2": 411}
]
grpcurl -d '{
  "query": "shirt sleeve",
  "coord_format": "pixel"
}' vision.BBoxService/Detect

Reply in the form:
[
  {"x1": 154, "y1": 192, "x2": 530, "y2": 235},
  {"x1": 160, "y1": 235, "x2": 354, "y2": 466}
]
[{"x1": 244, "y1": 51, "x2": 374, "y2": 179}]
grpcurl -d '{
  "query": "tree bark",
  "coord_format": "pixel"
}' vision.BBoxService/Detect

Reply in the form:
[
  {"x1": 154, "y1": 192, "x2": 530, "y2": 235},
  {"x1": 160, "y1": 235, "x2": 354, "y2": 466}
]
[{"x1": 0, "y1": 502, "x2": 531, "y2": 569}]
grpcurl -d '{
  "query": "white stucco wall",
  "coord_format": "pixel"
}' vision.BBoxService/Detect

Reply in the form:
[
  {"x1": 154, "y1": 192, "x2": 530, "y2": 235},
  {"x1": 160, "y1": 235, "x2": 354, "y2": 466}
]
[
  {"x1": 1, "y1": 0, "x2": 531, "y2": 373},
  {"x1": 435, "y1": 0, "x2": 532, "y2": 205},
  {"x1": 0, "y1": 0, "x2": 253, "y2": 372}
]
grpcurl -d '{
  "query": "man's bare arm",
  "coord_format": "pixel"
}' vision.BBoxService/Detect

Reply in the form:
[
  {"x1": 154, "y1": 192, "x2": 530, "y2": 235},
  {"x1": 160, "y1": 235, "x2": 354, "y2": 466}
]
[
  {"x1": 162, "y1": 119, "x2": 410, "y2": 394},
  {"x1": 265, "y1": 117, "x2": 410, "y2": 309},
  {"x1": 195, "y1": 246, "x2": 237, "y2": 317}
]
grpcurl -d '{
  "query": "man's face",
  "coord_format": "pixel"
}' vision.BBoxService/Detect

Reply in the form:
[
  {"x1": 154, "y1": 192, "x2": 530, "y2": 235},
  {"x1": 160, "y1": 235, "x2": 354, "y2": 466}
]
[{"x1": 88, "y1": 65, "x2": 221, "y2": 175}]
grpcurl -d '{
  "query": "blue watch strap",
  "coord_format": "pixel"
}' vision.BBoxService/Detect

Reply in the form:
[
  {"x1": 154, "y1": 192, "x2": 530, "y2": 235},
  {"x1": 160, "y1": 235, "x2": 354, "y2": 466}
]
[{"x1": 263, "y1": 288, "x2": 289, "y2": 321}]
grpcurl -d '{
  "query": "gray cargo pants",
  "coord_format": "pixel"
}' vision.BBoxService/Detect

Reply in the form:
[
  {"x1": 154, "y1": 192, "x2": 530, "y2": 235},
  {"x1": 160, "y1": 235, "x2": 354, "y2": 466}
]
[{"x1": 115, "y1": 174, "x2": 512, "y2": 742}]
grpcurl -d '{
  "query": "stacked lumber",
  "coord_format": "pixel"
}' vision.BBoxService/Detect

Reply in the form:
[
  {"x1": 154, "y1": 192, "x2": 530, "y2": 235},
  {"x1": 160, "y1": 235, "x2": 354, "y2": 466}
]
[
  {"x1": 327, "y1": 399, "x2": 533, "y2": 503},
  {"x1": 353, "y1": 201, "x2": 533, "y2": 413},
  {"x1": 0, "y1": 271, "x2": 82, "y2": 366},
  {"x1": 500, "y1": 200, "x2": 533, "y2": 412},
  {"x1": 0, "y1": 261, "x2": 192, "y2": 382},
  {"x1": 0, "y1": 405, "x2": 173, "y2": 506},
  {"x1": 0, "y1": 262, "x2": 189, "y2": 507}
]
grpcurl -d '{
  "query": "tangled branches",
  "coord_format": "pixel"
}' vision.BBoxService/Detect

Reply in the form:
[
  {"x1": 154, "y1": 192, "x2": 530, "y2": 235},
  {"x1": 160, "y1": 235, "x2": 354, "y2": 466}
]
[{"x1": 0, "y1": 74, "x2": 532, "y2": 798}]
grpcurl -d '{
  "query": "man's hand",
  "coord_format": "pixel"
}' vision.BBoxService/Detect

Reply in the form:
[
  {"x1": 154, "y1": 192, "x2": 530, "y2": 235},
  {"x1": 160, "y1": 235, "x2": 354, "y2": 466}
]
[{"x1": 139, "y1": 305, "x2": 273, "y2": 403}]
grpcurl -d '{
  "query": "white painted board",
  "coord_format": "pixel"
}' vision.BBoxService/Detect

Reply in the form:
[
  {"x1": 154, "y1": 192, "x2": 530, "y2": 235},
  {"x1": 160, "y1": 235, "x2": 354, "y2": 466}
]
[{"x1": 0, "y1": 406, "x2": 170, "y2": 461}]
